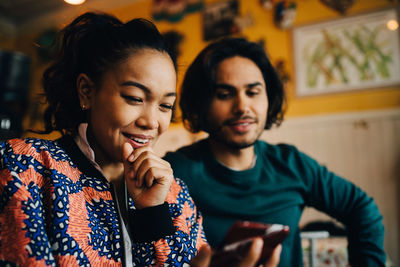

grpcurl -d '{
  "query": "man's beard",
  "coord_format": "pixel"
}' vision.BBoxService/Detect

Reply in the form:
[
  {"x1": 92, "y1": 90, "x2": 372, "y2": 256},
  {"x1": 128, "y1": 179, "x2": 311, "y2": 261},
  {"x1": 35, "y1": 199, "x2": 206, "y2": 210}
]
[
  {"x1": 209, "y1": 132, "x2": 258, "y2": 149},
  {"x1": 206, "y1": 116, "x2": 263, "y2": 149}
]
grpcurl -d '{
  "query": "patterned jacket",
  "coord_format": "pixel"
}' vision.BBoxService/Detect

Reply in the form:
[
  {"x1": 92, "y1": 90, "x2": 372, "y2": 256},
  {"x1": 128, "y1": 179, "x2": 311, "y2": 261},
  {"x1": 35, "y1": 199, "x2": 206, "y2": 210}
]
[{"x1": 0, "y1": 136, "x2": 207, "y2": 266}]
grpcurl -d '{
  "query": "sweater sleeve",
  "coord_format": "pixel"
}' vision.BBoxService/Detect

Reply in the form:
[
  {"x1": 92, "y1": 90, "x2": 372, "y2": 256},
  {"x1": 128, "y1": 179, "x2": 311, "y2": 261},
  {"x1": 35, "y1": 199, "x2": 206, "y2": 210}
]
[
  {"x1": 129, "y1": 177, "x2": 208, "y2": 266},
  {"x1": 0, "y1": 141, "x2": 56, "y2": 266},
  {"x1": 295, "y1": 147, "x2": 386, "y2": 267}
]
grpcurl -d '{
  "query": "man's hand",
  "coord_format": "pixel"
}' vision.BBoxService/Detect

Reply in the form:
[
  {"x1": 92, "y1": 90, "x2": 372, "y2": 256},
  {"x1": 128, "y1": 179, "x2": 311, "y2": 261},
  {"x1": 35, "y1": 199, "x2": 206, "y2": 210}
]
[
  {"x1": 122, "y1": 143, "x2": 173, "y2": 209},
  {"x1": 190, "y1": 239, "x2": 282, "y2": 267}
]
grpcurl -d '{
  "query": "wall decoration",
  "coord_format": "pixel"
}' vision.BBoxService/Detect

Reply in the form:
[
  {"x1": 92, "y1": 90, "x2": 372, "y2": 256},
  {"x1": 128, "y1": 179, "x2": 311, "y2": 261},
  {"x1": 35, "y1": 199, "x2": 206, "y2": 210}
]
[
  {"x1": 152, "y1": 0, "x2": 204, "y2": 23},
  {"x1": 34, "y1": 28, "x2": 58, "y2": 63},
  {"x1": 293, "y1": 8, "x2": 400, "y2": 97},
  {"x1": 274, "y1": 1, "x2": 297, "y2": 29},
  {"x1": 275, "y1": 59, "x2": 291, "y2": 85},
  {"x1": 320, "y1": 0, "x2": 355, "y2": 15},
  {"x1": 203, "y1": 0, "x2": 239, "y2": 41},
  {"x1": 260, "y1": 0, "x2": 274, "y2": 10}
]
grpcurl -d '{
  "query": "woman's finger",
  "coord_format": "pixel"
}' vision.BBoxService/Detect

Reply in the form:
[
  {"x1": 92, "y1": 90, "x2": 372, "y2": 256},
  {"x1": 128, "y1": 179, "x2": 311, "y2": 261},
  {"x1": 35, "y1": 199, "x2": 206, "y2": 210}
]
[
  {"x1": 190, "y1": 245, "x2": 212, "y2": 267},
  {"x1": 130, "y1": 149, "x2": 168, "y2": 183},
  {"x1": 134, "y1": 158, "x2": 170, "y2": 187},
  {"x1": 237, "y1": 238, "x2": 263, "y2": 267},
  {"x1": 122, "y1": 142, "x2": 135, "y2": 180},
  {"x1": 264, "y1": 245, "x2": 282, "y2": 267}
]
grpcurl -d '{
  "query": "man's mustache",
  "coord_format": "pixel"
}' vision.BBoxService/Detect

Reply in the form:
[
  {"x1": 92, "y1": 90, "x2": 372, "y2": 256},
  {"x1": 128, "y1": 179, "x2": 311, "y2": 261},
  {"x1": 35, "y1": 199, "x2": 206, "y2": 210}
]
[{"x1": 223, "y1": 116, "x2": 258, "y2": 126}]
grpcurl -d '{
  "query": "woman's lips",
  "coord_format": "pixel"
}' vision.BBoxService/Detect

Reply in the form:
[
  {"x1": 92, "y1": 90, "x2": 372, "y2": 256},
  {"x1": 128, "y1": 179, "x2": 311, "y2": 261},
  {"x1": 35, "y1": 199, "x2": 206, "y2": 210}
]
[{"x1": 123, "y1": 133, "x2": 152, "y2": 148}]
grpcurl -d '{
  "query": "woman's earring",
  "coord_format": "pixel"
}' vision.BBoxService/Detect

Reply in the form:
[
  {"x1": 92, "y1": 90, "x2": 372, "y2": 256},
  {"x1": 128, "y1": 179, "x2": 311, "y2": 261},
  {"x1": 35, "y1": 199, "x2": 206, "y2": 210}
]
[{"x1": 82, "y1": 104, "x2": 87, "y2": 110}]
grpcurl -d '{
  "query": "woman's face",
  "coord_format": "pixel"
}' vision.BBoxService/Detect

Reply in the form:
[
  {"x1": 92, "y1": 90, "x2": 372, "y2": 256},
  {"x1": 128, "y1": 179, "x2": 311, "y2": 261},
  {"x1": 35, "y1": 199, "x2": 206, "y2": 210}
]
[{"x1": 81, "y1": 48, "x2": 176, "y2": 163}]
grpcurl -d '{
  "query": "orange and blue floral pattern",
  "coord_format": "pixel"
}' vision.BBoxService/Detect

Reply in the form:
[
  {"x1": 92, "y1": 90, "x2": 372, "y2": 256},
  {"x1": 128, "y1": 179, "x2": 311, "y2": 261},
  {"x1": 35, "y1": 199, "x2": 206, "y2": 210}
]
[{"x1": 0, "y1": 138, "x2": 207, "y2": 266}]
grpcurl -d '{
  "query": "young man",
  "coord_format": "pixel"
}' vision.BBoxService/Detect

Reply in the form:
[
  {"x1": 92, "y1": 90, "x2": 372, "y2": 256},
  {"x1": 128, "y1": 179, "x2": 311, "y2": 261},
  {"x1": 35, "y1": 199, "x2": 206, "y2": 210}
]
[{"x1": 164, "y1": 38, "x2": 386, "y2": 266}]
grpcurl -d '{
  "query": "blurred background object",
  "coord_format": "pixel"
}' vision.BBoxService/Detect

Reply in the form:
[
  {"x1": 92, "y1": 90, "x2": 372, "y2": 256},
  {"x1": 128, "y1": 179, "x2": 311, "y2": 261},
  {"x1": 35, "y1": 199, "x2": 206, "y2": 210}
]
[{"x1": 0, "y1": 50, "x2": 30, "y2": 141}]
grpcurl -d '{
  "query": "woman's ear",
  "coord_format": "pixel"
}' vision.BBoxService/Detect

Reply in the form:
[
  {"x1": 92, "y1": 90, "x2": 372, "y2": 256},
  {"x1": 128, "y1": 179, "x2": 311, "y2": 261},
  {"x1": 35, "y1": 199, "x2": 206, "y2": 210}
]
[{"x1": 77, "y1": 73, "x2": 95, "y2": 110}]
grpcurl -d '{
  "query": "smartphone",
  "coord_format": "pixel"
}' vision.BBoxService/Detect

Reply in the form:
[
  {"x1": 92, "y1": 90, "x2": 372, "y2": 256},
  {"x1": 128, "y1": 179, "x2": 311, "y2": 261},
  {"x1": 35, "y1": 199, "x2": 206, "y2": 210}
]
[{"x1": 210, "y1": 221, "x2": 290, "y2": 266}]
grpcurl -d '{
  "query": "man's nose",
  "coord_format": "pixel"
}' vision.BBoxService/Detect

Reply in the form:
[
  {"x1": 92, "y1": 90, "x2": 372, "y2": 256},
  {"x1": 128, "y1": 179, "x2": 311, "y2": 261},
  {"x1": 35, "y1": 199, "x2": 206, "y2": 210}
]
[{"x1": 233, "y1": 94, "x2": 250, "y2": 115}]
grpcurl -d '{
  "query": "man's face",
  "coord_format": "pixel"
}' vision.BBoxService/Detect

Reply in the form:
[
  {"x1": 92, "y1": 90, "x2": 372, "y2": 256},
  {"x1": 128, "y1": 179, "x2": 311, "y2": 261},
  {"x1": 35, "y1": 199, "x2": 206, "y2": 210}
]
[{"x1": 206, "y1": 56, "x2": 268, "y2": 149}]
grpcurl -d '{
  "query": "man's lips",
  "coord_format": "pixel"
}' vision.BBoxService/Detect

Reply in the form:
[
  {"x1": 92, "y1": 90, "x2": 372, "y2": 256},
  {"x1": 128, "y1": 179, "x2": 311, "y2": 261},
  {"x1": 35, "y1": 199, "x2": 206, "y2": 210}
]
[
  {"x1": 122, "y1": 133, "x2": 153, "y2": 148},
  {"x1": 226, "y1": 119, "x2": 256, "y2": 132}
]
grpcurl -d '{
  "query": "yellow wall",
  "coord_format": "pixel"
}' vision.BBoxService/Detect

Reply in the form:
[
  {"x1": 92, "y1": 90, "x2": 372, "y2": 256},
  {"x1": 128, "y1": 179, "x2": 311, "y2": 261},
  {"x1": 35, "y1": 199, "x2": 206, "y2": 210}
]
[
  {"x1": 8, "y1": 0, "x2": 400, "y2": 139},
  {"x1": 111, "y1": 0, "x2": 400, "y2": 118}
]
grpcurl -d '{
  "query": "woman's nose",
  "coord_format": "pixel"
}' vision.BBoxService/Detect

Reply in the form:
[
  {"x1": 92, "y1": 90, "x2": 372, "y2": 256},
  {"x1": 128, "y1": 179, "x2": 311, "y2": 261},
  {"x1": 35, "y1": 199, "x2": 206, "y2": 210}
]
[{"x1": 136, "y1": 107, "x2": 158, "y2": 129}]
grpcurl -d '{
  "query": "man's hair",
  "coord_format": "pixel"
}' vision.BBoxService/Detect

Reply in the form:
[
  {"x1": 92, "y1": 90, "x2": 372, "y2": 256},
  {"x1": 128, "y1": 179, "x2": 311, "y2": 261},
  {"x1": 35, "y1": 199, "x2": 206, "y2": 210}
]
[{"x1": 180, "y1": 37, "x2": 285, "y2": 133}]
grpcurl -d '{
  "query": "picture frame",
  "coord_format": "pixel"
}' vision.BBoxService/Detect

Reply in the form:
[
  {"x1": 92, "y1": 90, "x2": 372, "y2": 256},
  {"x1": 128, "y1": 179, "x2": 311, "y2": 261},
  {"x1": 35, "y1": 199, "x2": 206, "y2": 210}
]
[
  {"x1": 202, "y1": 0, "x2": 239, "y2": 41},
  {"x1": 292, "y1": 8, "x2": 400, "y2": 97}
]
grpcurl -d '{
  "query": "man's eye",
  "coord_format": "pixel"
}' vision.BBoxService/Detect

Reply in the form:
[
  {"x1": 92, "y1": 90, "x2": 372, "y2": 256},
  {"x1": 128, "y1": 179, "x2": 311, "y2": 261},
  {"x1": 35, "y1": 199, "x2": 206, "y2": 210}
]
[
  {"x1": 247, "y1": 90, "x2": 259, "y2": 97},
  {"x1": 216, "y1": 92, "x2": 231, "y2": 100}
]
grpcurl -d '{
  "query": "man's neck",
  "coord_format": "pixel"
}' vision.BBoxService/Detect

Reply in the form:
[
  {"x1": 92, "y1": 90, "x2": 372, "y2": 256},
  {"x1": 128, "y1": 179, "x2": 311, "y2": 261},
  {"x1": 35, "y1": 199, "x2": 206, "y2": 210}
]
[{"x1": 208, "y1": 138, "x2": 256, "y2": 171}]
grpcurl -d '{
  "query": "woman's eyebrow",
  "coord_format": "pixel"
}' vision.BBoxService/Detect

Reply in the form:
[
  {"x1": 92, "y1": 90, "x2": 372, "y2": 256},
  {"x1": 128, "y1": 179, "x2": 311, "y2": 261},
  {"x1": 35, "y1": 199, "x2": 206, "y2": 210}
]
[
  {"x1": 121, "y1": 81, "x2": 150, "y2": 94},
  {"x1": 165, "y1": 92, "x2": 177, "y2": 97},
  {"x1": 121, "y1": 81, "x2": 176, "y2": 97}
]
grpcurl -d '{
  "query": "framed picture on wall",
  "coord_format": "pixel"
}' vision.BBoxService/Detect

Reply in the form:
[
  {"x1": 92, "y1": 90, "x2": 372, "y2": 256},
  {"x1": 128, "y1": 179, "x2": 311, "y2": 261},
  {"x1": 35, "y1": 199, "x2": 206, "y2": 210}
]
[
  {"x1": 293, "y1": 8, "x2": 400, "y2": 96},
  {"x1": 203, "y1": 0, "x2": 239, "y2": 41}
]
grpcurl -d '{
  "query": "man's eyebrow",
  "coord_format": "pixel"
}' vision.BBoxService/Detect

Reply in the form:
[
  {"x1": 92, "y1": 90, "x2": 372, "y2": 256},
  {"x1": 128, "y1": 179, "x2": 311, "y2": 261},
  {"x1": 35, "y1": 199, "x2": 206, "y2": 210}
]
[
  {"x1": 121, "y1": 81, "x2": 176, "y2": 97},
  {"x1": 214, "y1": 83, "x2": 236, "y2": 90},
  {"x1": 246, "y1": 82, "x2": 264, "y2": 89}
]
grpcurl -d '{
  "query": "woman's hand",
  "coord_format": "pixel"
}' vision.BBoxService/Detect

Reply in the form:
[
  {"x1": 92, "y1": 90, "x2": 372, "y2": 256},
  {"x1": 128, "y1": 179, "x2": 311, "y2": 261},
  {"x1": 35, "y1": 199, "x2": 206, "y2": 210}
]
[
  {"x1": 122, "y1": 143, "x2": 173, "y2": 209},
  {"x1": 190, "y1": 239, "x2": 282, "y2": 267}
]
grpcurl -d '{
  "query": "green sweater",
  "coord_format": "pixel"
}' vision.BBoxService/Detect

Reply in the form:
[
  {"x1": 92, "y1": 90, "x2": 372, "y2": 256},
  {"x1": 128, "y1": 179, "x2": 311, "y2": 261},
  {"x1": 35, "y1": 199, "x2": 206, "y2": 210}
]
[{"x1": 164, "y1": 139, "x2": 386, "y2": 267}]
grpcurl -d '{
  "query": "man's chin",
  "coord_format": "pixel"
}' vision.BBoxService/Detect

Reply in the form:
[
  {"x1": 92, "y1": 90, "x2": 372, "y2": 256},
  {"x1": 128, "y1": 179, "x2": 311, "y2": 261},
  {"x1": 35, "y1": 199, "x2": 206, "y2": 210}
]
[
  {"x1": 211, "y1": 136, "x2": 257, "y2": 149},
  {"x1": 228, "y1": 140, "x2": 256, "y2": 149}
]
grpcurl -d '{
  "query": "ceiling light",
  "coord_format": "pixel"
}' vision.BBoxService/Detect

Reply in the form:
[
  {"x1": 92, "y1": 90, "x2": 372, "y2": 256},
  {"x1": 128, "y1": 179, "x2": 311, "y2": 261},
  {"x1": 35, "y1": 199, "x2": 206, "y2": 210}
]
[
  {"x1": 64, "y1": 0, "x2": 86, "y2": 5},
  {"x1": 387, "y1": 19, "x2": 399, "y2": 31}
]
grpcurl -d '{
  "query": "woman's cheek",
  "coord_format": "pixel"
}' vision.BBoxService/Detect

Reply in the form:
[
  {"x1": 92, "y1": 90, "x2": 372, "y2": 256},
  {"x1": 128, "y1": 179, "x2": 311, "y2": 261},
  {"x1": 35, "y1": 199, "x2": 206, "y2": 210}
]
[{"x1": 159, "y1": 113, "x2": 172, "y2": 134}]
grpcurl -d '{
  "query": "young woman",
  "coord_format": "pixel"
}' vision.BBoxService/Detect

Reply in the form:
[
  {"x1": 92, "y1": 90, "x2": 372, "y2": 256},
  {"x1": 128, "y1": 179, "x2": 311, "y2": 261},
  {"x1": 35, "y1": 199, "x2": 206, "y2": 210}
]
[
  {"x1": 0, "y1": 12, "x2": 206, "y2": 266},
  {"x1": 0, "y1": 12, "x2": 281, "y2": 267}
]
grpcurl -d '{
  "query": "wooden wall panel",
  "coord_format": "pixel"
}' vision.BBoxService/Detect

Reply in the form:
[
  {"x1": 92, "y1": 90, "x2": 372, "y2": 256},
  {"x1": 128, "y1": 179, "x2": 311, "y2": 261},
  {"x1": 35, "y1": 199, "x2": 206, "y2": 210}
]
[{"x1": 260, "y1": 109, "x2": 400, "y2": 265}]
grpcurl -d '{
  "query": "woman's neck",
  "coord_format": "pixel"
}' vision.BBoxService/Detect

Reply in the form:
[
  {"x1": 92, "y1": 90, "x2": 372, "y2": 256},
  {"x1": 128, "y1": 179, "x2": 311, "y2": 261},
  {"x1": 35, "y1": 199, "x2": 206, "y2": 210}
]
[{"x1": 84, "y1": 124, "x2": 124, "y2": 184}]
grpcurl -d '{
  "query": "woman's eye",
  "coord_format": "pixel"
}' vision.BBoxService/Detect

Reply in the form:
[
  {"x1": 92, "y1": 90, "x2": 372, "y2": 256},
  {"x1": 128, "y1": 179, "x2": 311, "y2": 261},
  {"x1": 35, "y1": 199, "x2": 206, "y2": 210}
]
[
  {"x1": 160, "y1": 104, "x2": 174, "y2": 111},
  {"x1": 122, "y1": 94, "x2": 142, "y2": 103}
]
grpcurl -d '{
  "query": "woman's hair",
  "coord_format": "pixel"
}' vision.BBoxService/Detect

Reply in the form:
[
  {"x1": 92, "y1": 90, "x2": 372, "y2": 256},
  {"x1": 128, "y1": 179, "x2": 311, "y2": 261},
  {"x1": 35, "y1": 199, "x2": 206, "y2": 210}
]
[
  {"x1": 40, "y1": 12, "x2": 175, "y2": 135},
  {"x1": 180, "y1": 37, "x2": 285, "y2": 133}
]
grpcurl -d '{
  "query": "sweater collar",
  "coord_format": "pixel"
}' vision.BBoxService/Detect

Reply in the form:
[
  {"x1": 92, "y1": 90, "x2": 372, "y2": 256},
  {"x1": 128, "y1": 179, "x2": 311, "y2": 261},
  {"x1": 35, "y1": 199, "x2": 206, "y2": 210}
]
[
  {"x1": 56, "y1": 134, "x2": 106, "y2": 180},
  {"x1": 202, "y1": 139, "x2": 262, "y2": 185},
  {"x1": 74, "y1": 123, "x2": 103, "y2": 174}
]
